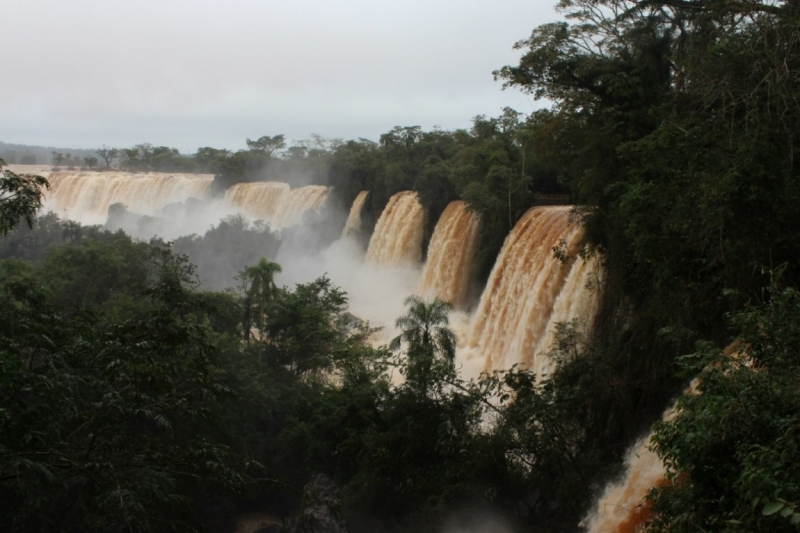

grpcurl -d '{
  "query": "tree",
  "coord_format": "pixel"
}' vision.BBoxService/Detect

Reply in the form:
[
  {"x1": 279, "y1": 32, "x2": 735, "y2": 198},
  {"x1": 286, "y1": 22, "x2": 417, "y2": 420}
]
[
  {"x1": 135, "y1": 143, "x2": 155, "y2": 169},
  {"x1": 194, "y1": 146, "x2": 231, "y2": 172},
  {"x1": 239, "y1": 258, "x2": 282, "y2": 342},
  {"x1": 0, "y1": 158, "x2": 49, "y2": 236},
  {"x1": 96, "y1": 146, "x2": 118, "y2": 169},
  {"x1": 119, "y1": 146, "x2": 141, "y2": 170},
  {"x1": 0, "y1": 250, "x2": 244, "y2": 532},
  {"x1": 51, "y1": 151, "x2": 64, "y2": 169},
  {"x1": 390, "y1": 296, "x2": 456, "y2": 395},
  {"x1": 380, "y1": 126, "x2": 422, "y2": 151},
  {"x1": 82, "y1": 156, "x2": 98, "y2": 169},
  {"x1": 246, "y1": 134, "x2": 286, "y2": 156},
  {"x1": 261, "y1": 275, "x2": 363, "y2": 375}
]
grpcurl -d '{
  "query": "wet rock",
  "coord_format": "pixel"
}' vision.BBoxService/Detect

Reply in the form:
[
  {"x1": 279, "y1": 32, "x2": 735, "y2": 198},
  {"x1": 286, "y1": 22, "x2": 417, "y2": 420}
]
[
  {"x1": 286, "y1": 474, "x2": 348, "y2": 533},
  {"x1": 235, "y1": 513, "x2": 282, "y2": 533}
]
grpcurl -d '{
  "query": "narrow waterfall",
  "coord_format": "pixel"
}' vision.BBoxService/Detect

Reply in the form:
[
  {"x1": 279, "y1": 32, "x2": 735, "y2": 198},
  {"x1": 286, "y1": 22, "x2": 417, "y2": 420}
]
[
  {"x1": 224, "y1": 182, "x2": 329, "y2": 229},
  {"x1": 41, "y1": 171, "x2": 213, "y2": 224},
  {"x1": 582, "y1": 379, "x2": 700, "y2": 533},
  {"x1": 582, "y1": 432, "x2": 664, "y2": 533},
  {"x1": 465, "y1": 206, "x2": 595, "y2": 374},
  {"x1": 365, "y1": 191, "x2": 424, "y2": 266},
  {"x1": 342, "y1": 191, "x2": 369, "y2": 237},
  {"x1": 418, "y1": 201, "x2": 480, "y2": 307}
]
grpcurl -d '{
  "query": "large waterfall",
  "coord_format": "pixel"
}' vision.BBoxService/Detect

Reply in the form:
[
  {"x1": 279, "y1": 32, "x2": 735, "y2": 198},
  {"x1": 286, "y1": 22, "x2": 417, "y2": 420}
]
[
  {"x1": 365, "y1": 191, "x2": 424, "y2": 266},
  {"x1": 224, "y1": 182, "x2": 330, "y2": 229},
  {"x1": 464, "y1": 206, "x2": 597, "y2": 376},
  {"x1": 36, "y1": 173, "x2": 598, "y2": 374},
  {"x1": 40, "y1": 170, "x2": 213, "y2": 225},
  {"x1": 342, "y1": 191, "x2": 369, "y2": 237},
  {"x1": 418, "y1": 201, "x2": 480, "y2": 308},
  {"x1": 356, "y1": 198, "x2": 598, "y2": 376}
]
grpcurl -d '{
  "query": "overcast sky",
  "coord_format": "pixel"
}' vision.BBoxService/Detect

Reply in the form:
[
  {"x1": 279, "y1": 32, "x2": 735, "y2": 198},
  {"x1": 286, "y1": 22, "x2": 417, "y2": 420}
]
[{"x1": 2, "y1": 0, "x2": 559, "y2": 153}]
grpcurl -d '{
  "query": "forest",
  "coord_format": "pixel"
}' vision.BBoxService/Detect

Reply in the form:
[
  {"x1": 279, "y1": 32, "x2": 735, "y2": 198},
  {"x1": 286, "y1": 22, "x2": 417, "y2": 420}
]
[{"x1": 3, "y1": 1, "x2": 800, "y2": 532}]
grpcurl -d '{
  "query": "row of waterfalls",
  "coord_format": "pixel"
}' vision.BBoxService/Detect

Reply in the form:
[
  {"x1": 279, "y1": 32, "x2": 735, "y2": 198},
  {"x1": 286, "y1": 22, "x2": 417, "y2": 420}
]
[{"x1": 26, "y1": 167, "x2": 667, "y2": 532}]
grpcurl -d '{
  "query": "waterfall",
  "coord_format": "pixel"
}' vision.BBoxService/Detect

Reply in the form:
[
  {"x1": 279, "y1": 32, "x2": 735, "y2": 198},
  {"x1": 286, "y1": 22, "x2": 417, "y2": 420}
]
[
  {"x1": 365, "y1": 191, "x2": 424, "y2": 266},
  {"x1": 41, "y1": 170, "x2": 213, "y2": 225},
  {"x1": 531, "y1": 253, "x2": 601, "y2": 377},
  {"x1": 342, "y1": 191, "x2": 369, "y2": 237},
  {"x1": 582, "y1": 379, "x2": 700, "y2": 533},
  {"x1": 418, "y1": 201, "x2": 480, "y2": 308},
  {"x1": 224, "y1": 182, "x2": 330, "y2": 229},
  {"x1": 464, "y1": 206, "x2": 596, "y2": 375},
  {"x1": 582, "y1": 432, "x2": 664, "y2": 533}
]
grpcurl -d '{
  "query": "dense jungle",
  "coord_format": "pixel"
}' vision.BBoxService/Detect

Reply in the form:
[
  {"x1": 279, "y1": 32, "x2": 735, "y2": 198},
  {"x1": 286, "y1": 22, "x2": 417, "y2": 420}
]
[{"x1": 2, "y1": 1, "x2": 800, "y2": 532}]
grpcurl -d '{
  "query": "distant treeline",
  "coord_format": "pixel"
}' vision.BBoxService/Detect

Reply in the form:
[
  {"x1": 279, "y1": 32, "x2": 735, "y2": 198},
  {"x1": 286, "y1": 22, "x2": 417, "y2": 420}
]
[{"x1": 0, "y1": 141, "x2": 98, "y2": 166}]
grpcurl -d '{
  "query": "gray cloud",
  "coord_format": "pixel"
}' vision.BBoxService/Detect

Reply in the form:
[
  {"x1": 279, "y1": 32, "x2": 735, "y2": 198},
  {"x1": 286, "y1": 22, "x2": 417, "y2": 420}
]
[{"x1": 1, "y1": 0, "x2": 557, "y2": 151}]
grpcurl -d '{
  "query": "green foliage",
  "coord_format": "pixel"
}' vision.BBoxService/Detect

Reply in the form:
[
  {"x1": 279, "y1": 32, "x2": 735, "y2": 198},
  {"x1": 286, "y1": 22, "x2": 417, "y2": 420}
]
[
  {"x1": 260, "y1": 276, "x2": 368, "y2": 377},
  {"x1": 6, "y1": 2, "x2": 800, "y2": 530},
  {"x1": 0, "y1": 246, "x2": 242, "y2": 532},
  {"x1": 246, "y1": 134, "x2": 286, "y2": 155},
  {"x1": 489, "y1": 6, "x2": 800, "y2": 522},
  {"x1": 390, "y1": 296, "x2": 457, "y2": 395},
  {"x1": 0, "y1": 158, "x2": 49, "y2": 236},
  {"x1": 0, "y1": 212, "x2": 80, "y2": 263},
  {"x1": 649, "y1": 281, "x2": 800, "y2": 532},
  {"x1": 0, "y1": 225, "x2": 625, "y2": 532},
  {"x1": 96, "y1": 145, "x2": 119, "y2": 169},
  {"x1": 240, "y1": 258, "x2": 282, "y2": 343},
  {"x1": 119, "y1": 143, "x2": 199, "y2": 173}
]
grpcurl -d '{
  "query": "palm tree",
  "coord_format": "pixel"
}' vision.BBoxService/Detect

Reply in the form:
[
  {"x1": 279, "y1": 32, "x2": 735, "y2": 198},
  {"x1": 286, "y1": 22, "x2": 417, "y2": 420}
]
[
  {"x1": 240, "y1": 259, "x2": 282, "y2": 343},
  {"x1": 390, "y1": 295, "x2": 457, "y2": 393}
]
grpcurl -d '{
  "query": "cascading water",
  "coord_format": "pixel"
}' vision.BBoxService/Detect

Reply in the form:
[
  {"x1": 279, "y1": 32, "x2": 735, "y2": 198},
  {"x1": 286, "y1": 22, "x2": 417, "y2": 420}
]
[
  {"x1": 224, "y1": 182, "x2": 330, "y2": 229},
  {"x1": 342, "y1": 191, "x2": 369, "y2": 238},
  {"x1": 582, "y1": 379, "x2": 700, "y2": 533},
  {"x1": 365, "y1": 191, "x2": 424, "y2": 266},
  {"x1": 583, "y1": 433, "x2": 664, "y2": 533},
  {"x1": 463, "y1": 206, "x2": 597, "y2": 376},
  {"x1": 531, "y1": 253, "x2": 601, "y2": 377},
  {"x1": 39, "y1": 170, "x2": 213, "y2": 225},
  {"x1": 418, "y1": 200, "x2": 480, "y2": 308}
]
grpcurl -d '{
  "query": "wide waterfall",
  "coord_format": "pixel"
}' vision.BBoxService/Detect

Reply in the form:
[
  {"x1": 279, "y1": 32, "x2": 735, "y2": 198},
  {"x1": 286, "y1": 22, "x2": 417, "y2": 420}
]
[
  {"x1": 342, "y1": 191, "x2": 369, "y2": 238},
  {"x1": 39, "y1": 170, "x2": 213, "y2": 225},
  {"x1": 224, "y1": 182, "x2": 329, "y2": 229},
  {"x1": 464, "y1": 206, "x2": 597, "y2": 376},
  {"x1": 34, "y1": 173, "x2": 598, "y2": 374},
  {"x1": 418, "y1": 200, "x2": 480, "y2": 308},
  {"x1": 365, "y1": 191, "x2": 424, "y2": 266}
]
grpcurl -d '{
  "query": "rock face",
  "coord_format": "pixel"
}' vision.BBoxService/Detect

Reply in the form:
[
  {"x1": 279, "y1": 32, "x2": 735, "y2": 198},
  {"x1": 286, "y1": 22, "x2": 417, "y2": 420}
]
[
  {"x1": 286, "y1": 474, "x2": 349, "y2": 533},
  {"x1": 235, "y1": 513, "x2": 282, "y2": 533}
]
